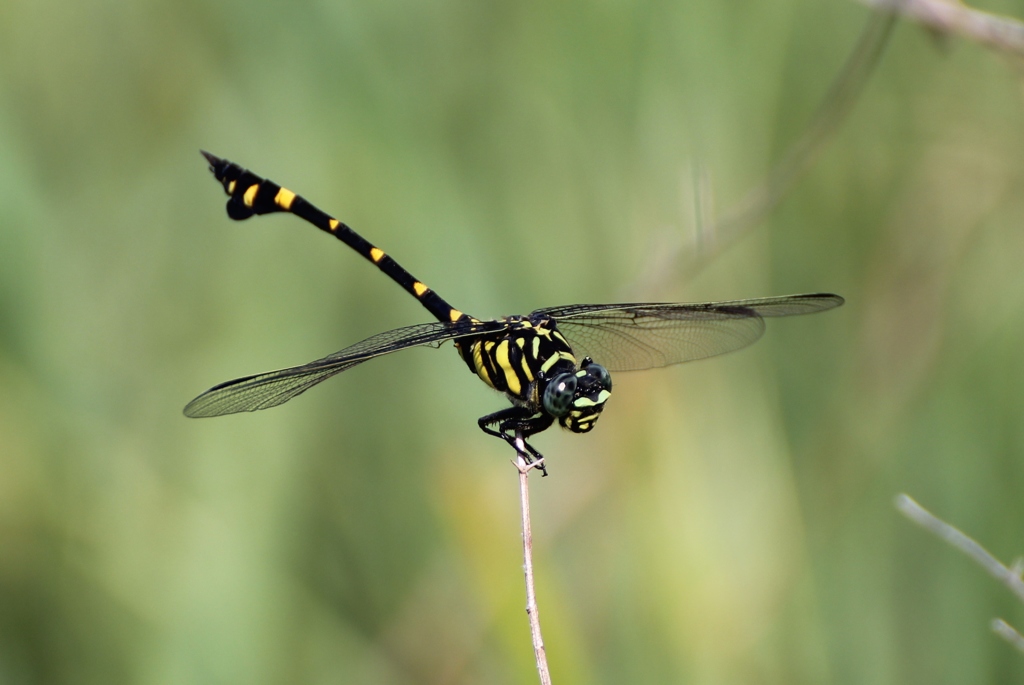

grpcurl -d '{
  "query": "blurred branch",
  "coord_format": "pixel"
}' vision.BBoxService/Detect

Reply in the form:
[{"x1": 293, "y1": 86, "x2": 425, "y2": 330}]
[
  {"x1": 514, "y1": 433, "x2": 553, "y2": 685},
  {"x1": 628, "y1": 12, "x2": 895, "y2": 296},
  {"x1": 992, "y1": 619, "x2": 1024, "y2": 655},
  {"x1": 895, "y1": 494, "x2": 1024, "y2": 654},
  {"x1": 856, "y1": 0, "x2": 1024, "y2": 57},
  {"x1": 895, "y1": 494, "x2": 1024, "y2": 602}
]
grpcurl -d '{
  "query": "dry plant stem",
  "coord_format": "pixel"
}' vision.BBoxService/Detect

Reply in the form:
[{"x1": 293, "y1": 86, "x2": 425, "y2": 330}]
[
  {"x1": 514, "y1": 432, "x2": 552, "y2": 685},
  {"x1": 701, "y1": 12, "x2": 895, "y2": 258},
  {"x1": 626, "y1": 13, "x2": 894, "y2": 295},
  {"x1": 895, "y1": 494, "x2": 1024, "y2": 602},
  {"x1": 992, "y1": 619, "x2": 1024, "y2": 655},
  {"x1": 895, "y1": 494, "x2": 1024, "y2": 653},
  {"x1": 856, "y1": 0, "x2": 1024, "y2": 57}
]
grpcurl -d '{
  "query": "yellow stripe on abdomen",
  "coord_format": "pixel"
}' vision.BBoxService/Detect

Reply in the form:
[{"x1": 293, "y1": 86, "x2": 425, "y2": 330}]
[
  {"x1": 243, "y1": 184, "x2": 259, "y2": 207},
  {"x1": 274, "y1": 187, "x2": 296, "y2": 210}
]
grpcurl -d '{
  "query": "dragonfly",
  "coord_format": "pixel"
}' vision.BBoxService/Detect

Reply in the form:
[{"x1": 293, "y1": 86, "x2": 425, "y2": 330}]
[{"x1": 185, "y1": 153, "x2": 844, "y2": 475}]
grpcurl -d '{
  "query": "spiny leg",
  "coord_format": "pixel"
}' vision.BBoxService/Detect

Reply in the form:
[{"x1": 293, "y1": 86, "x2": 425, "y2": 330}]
[{"x1": 478, "y1": 407, "x2": 555, "y2": 476}]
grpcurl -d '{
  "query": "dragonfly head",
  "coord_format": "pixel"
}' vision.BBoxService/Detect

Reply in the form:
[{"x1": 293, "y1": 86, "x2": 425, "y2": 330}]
[{"x1": 543, "y1": 358, "x2": 612, "y2": 433}]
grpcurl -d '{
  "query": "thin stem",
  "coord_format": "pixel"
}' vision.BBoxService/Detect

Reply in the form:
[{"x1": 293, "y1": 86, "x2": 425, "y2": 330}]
[
  {"x1": 704, "y1": 12, "x2": 896, "y2": 258},
  {"x1": 625, "y1": 12, "x2": 894, "y2": 296},
  {"x1": 992, "y1": 619, "x2": 1024, "y2": 655},
  {"x1": 895, "y1": 494, "x2": 1024, "y2": 604},
  {"x1": 896, "y1": 494, "x2": 1024, "y2": 655},
  {"x1": 856, "y1": 0, "x2": 1024, "y2": 58},
  {"x1": 514, "y1": 432, "x2": 552, "y2": 685}
]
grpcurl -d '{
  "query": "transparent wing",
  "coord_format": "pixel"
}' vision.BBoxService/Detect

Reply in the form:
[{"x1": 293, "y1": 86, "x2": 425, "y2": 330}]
[
  {"x1": 533, "y1": 293, "x2": 843, "y2": 372},
  {"x1": 184, "y1": 318, "x2": 504, "y2": 417}
]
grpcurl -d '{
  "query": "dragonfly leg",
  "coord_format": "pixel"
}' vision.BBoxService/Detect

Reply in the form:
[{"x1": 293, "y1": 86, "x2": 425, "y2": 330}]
[{"x1": 478, "y1": 408, "x2": 554, "y2": 476}]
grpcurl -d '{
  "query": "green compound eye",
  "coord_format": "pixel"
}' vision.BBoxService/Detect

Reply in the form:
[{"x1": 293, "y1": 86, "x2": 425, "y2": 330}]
[
  {"x1": 585, "y1": 361, "x2": 612, "y2": 391},
  {"x1": 542, "y1": 373, "x2": 578, "y2": 417}
]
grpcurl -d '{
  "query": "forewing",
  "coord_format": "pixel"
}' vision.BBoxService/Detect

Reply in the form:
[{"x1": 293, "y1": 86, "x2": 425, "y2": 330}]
[
  {"x1": 534, "y1": 293, "x2": 843, "y2": 372},
  {"x1": 184, "y1": 319, "x2": 503, "y2": 417}
]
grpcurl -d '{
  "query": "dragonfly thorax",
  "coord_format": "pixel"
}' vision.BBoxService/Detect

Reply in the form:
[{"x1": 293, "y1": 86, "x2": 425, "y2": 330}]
[
  {"x1": 455, "y1": 314, "x2": 612, "y2": 431},
  {"x1": 457, "y1": 314, "x2": 574, "y2": 402}
]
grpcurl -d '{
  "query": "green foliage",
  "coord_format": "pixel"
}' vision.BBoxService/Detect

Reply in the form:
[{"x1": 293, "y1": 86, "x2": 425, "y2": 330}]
[{"x1": 2, "y1": 0, "x2": 1023, "y2": 682}]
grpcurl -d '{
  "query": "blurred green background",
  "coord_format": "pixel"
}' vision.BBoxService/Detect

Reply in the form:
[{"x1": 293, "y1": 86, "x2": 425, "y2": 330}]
[{"x1": 3, "y1": 0, "x2": 1024, "y2": 683}]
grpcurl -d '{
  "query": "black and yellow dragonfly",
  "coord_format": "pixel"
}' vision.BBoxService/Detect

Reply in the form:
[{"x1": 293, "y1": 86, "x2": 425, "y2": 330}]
[{"x1": 185, "y1": 153, "x2": 843, "y2": 474}]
